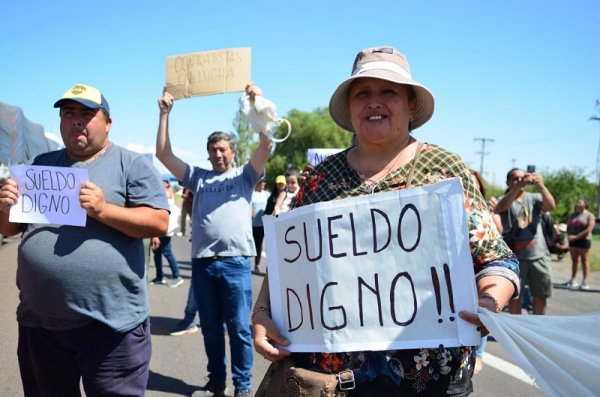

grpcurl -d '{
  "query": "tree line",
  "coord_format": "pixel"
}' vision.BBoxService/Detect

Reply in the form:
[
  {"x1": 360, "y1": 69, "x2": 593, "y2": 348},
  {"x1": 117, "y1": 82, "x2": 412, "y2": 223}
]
[{"x1": 231, "y1": 107, "x2": 596, "y2": 224}]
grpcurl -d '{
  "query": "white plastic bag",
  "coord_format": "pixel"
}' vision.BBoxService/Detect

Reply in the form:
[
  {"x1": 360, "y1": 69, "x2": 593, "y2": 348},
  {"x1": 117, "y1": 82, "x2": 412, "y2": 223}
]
[
  {"x1": 239, "y1": 95, "x2": 291, "y2": 142},
  {"x1": 479, "y1": 309, "x2": 600, "y2": 397}
]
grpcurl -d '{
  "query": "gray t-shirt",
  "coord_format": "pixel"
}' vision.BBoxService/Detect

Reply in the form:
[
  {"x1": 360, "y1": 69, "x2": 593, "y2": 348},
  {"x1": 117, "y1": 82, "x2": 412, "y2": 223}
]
[
  {"x1": 16, "y1": 143, "x2": 169, "y2": 332},
  {"x1": 500, "y1": 192, "x2": 548, "y2": 261},
  {"x1": 184, "y1": 162, "x2": 261, "y2": 258},
  {"x1": 251, "y1": 190, "x2": 270, "y2": 227}
]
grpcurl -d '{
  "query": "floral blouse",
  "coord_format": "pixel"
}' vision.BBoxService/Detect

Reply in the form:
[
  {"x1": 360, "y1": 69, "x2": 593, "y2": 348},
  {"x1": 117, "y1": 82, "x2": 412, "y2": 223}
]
[{"x1": 289, "y1": 143, "x2": 519, "y2": 396}]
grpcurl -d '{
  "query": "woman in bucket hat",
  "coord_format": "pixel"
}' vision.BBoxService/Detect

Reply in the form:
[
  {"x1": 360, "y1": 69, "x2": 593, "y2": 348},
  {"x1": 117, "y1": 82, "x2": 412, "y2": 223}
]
[{"x1": 252, "y1": 46, "x2": 519, "y2": 396}]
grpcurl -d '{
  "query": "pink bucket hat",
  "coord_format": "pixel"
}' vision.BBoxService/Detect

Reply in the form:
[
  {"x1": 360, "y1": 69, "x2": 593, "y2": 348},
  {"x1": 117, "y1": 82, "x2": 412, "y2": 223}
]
[{"x1": 328, "y1": 46, "x2": 434, "y2": 132}]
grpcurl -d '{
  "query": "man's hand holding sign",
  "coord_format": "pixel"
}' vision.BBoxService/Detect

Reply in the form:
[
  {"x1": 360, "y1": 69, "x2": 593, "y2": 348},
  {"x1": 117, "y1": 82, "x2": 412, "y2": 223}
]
[{"x1": 158, "y1": 47, "x2": 285, "y2": 396}]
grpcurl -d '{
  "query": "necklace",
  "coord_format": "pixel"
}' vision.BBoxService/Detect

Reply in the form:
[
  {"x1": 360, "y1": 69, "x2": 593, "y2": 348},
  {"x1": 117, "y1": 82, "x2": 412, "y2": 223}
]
[
  {"x1": 355, "y1": 137, "x2": 412, "y2": 188},
  {"x1": 69, "y1": 145, "x2": 109, "y2": 165}
]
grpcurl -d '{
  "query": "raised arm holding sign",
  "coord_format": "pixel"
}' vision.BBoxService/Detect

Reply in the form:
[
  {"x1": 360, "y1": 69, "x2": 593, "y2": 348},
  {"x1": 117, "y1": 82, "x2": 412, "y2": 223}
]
[{"x1": 156, "y1": 81, "x2": 273, "y2": 396}]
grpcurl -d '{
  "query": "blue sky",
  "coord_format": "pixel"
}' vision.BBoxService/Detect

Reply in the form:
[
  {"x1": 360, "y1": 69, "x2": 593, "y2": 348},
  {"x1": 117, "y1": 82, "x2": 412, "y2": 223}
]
[{"x1": 2, "y1": 0, "x2": 599, "y2": 186}]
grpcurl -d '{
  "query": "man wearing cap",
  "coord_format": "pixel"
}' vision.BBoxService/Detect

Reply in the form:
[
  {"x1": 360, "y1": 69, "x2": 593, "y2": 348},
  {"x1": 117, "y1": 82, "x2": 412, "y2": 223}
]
[
  {"x1": 0, "y1": 83, "x2": 169, "y2": 396},
  {"x1": 156, "y1": 83, "x2": 272, "y2": 397}
]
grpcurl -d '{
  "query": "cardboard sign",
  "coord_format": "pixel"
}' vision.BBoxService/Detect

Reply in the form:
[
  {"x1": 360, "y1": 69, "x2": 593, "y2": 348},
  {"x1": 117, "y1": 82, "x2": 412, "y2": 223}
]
[
  {"x1": 307, "y1": 148, "x2": 344, "y2": 167},
  {"x1": 9, "y1": 165, "x2": 88, "y2": 227},
  {"x1": 165, "y1": 48, "x2": 251, "y2": 99},
  {"x1": 262, "y1": 178, "x2": 479, "y2": 353}
]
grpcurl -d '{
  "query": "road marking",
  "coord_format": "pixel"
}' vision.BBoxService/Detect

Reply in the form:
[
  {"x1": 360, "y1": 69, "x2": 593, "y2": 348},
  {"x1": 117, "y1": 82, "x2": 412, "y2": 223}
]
[{"x1": 482, "y1": 352, "x2": 537, "y2": 386}]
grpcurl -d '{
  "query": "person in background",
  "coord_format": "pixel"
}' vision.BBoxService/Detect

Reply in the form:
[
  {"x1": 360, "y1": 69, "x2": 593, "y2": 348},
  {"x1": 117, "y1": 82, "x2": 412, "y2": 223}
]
[
  {"x1": 169, "y1": 284, "x2": 199, "y2": 336},
  {"x1": 156, "y1": 82, "x2": 272, "y2": 397},
  {"x1": 550, "y1": 223, "x2": 569, "y2": 260},
  {"x1": 496, "y1": 167, "x2": 555, "y2": 315},
  {"x1": 264, "y1": 175, "x2": 286, "y2": 217},
  {"x1": 150, "y1": 179, "x2": 184, "y2": 287},
  {"x1": 273, "y1": 167, "x2": 300, "y2": 215},
  {"x1": 0, "y1": 83, "x2": 169, "y2": 396},
  {"x1": 177, "y1": 187, "x2": 193, "y2": 237},
  {"x1": 251, "y1": 178, "x2": 269, "y2": 273},
  {"x1": 563, "y1": 198, "x2": 595, "y2": 289},
  {"x1": 252, "y1": 46, "x2": 518, "y2": 396}
]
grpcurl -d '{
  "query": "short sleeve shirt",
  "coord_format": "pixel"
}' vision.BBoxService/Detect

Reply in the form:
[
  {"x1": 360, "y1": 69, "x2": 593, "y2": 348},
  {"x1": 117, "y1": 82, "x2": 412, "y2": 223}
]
[{"x1": 17, "y1": 143, "x2": 169, "y2": 331}]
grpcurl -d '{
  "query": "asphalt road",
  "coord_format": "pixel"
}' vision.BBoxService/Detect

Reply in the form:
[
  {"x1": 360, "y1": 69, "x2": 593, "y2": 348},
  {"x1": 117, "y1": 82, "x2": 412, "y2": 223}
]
[{"x1": 0, "y1": 234, "x2": 598, "y2": 396}]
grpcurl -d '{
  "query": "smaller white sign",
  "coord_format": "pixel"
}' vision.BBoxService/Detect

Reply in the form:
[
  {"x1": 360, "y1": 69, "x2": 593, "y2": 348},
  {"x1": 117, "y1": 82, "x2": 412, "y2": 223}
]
[
  {"x1": 307, "y1": 148, "x2": 343, "y2": 167},
  {"x1": 9, "y1": 165, "x2": 88, "y2": 227}
]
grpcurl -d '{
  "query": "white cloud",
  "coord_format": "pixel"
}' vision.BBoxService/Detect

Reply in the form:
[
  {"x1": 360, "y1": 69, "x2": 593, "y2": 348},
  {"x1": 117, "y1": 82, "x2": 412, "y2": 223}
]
[{"x1": 124, "y1": 142, "x2": 210, "y2": 175}]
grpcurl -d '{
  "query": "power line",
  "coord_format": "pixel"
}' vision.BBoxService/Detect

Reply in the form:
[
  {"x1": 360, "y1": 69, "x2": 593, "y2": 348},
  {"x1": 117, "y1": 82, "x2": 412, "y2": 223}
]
[
  {"x1": 590, "y1": 113, "x2": 600, "y2": 216},
  {"x1": 474, "y1": 137, "x2": 495, "y2": 175}
]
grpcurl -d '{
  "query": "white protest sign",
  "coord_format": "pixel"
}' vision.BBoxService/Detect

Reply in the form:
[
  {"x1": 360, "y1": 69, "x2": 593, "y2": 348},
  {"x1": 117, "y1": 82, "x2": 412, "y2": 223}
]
[
  {"x1": 9, "y1": 165, "x2": 88, "y2": 227},
  {"x1": 165, "y1": 48, "x2": 251, "y2": 99},
  {"x1": 307, "y1": 148, "x2": 344, "y2": 167},
  {"x1": 262, "y1": 178, "x2": 479, "y2": 353}
]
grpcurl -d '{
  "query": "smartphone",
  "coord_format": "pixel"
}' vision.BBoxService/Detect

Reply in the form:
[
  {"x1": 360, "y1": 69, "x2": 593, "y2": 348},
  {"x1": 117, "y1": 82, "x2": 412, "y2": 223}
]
[{"x1": 527, "y1": 165, "x2": 536, "y2": 173}]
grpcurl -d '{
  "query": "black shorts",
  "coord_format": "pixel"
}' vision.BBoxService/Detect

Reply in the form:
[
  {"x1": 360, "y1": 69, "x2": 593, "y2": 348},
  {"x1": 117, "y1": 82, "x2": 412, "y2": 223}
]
[{"x1": 570, "y1": 239, "x2": 591, "y2": 249}]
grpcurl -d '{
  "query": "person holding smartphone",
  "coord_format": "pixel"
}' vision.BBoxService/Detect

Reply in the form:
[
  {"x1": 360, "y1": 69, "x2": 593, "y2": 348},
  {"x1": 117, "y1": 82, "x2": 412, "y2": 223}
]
[{"x1": 496, "y1": 167, "x2": 556, "y2": 315}]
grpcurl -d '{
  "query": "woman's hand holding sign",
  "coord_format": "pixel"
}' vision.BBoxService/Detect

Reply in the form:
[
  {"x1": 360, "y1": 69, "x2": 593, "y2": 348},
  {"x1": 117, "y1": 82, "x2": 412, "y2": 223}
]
[{"x1": 252, "y1": 281, "x2": 291, "y2": 362}]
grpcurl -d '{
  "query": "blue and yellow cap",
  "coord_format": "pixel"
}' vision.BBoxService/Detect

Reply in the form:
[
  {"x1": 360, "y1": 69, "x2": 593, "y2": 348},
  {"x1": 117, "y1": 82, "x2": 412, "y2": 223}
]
[{"x1": 53, "y1": 83, "x2": 110, "y2": 116}]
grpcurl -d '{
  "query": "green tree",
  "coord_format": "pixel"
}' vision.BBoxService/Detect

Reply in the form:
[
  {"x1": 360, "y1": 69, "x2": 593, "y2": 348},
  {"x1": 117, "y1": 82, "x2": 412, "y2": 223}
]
[
  {"x1": 231, "y1": 109, "x2": 256, "y2": 166},
  {"x1": 542, "y1": 168, "x2": 596, "y2": 222},
  {"x1": 265, "y1": 107, "x2": 352, "y2": 181}
]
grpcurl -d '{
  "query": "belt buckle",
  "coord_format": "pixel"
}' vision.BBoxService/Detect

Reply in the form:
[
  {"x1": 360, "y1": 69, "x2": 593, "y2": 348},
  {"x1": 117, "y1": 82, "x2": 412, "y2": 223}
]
[{"x1": 337, "y1": 369, "x2": 355, "y2": 391}]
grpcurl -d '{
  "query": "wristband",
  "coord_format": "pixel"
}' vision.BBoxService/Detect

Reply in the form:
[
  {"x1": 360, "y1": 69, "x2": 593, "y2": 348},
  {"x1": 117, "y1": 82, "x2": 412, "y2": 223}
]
[
  {"x1": 479, "y1": 293, "x2": 501, "y2": 313},
  {"x1": 251, "y1": 306, "x2": 271, "y2": 323}
]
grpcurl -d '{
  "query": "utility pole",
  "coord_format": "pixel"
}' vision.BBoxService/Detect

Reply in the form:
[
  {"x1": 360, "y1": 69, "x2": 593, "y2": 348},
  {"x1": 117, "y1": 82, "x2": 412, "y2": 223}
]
[
  {"x1": 590, "y1": 108, "x2": 600, "y2": 216},
  {"x1": 474, "y1": 137, "x2": 495, "y2": 175}
]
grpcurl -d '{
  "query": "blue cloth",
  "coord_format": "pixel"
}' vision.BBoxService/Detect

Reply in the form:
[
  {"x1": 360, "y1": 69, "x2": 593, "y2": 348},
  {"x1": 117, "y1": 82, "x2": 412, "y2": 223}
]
[
  {"x1": 183, "y1": 160, "x2": 260, "y2": 389},
  {"x1": 183, "y1": 282, "x2": 197, "y2": 323},
  {"x1": 475, "y1": 335, "x2": 488, "y2": 358},
  {"x1": 192, "y1": 256, "x2": 253, "y2": 390},
  {"x1": 153, "y1": 236, "x2": 180, "y2": 279}
]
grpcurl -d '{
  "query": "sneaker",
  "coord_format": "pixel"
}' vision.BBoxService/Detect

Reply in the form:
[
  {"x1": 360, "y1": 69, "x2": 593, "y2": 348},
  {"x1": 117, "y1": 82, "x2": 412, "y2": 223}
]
[
  {"x1": 191, "y1": 380, "x2": 227, "y2": 397},
  {"x1": 169, "y1": 277, "x2": 184, "y2": 288},
  {"x1": 580, "y1": 281, "x2": 590, "y2": 290},
  {"x1": 562, "y1": 279, "x2": 579, "y2": 288},
  {"x1": 234, "y1": 389, "x2": 252, "y2": 397},
  {"x1": 150, "y1": 277, "x2": 167, "y2": 285},
  {"x1": 176, "y1": 232, "x2": 183, "y2": 237},
  {"x1": 169, "y1": 320, "x2": 199, "y2": 336}
]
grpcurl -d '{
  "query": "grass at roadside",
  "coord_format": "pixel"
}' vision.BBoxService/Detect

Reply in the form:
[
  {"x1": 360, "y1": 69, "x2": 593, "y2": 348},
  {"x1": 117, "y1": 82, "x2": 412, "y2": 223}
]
[{"x1": 587, "y1": 234, "x2": 600, "y2": 272}]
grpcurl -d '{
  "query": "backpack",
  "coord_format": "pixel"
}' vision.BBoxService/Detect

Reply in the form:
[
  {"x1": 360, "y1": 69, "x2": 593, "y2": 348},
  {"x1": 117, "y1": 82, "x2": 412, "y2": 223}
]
[{"x1": 540, "y1": 212, "x2": 556, "y2": 249}]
